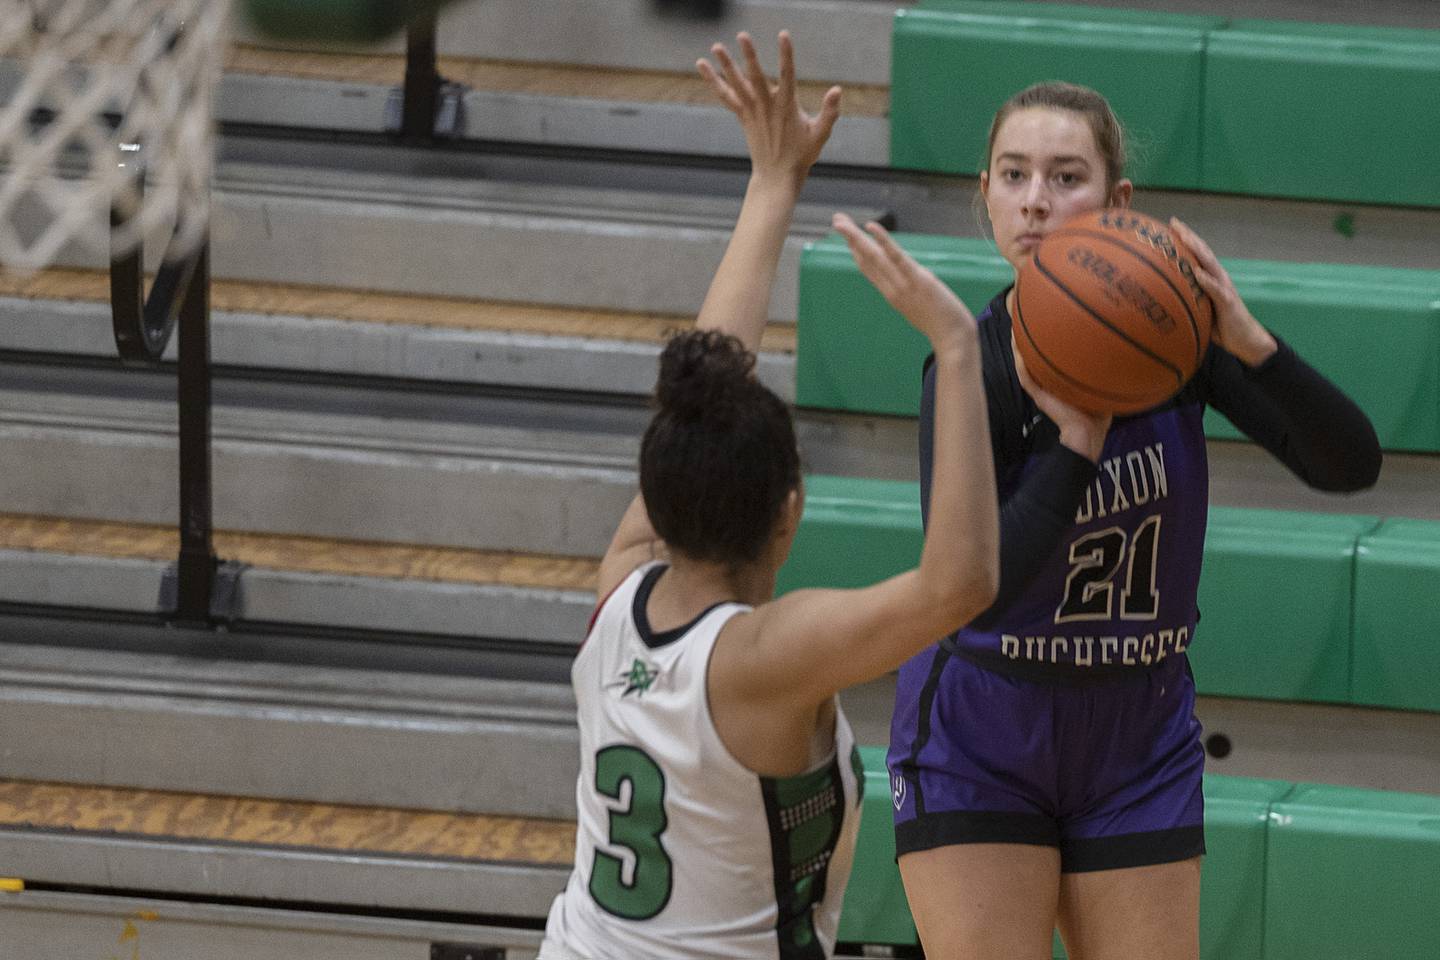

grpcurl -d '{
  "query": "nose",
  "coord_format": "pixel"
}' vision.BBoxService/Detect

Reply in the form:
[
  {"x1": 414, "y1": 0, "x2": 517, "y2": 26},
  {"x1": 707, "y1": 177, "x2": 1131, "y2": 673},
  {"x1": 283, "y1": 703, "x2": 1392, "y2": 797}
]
[{"x1": 1021, "y1": 175, "x2": 1051, "y2": 219}]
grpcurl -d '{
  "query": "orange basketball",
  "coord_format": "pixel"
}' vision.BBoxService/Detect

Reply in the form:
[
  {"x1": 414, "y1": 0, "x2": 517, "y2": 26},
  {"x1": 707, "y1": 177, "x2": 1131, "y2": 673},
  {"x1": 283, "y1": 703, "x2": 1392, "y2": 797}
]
[{"x1": 1013, "y1": 209, "x2": 1214, "y2": 415}]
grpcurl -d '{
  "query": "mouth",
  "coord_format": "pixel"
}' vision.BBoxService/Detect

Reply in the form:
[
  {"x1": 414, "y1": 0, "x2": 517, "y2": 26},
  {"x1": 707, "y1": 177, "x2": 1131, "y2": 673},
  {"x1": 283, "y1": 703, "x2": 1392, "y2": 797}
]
[{"x1": 1016, "y1": 232, "x2": 1045, "y2": 250}]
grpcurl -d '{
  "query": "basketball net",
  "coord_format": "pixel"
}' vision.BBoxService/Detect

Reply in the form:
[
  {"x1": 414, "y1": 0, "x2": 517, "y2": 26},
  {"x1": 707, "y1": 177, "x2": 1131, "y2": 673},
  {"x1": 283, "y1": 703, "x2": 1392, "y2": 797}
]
[{"x1": 0, "y1": 0, "x2": 230, "y2": 273}]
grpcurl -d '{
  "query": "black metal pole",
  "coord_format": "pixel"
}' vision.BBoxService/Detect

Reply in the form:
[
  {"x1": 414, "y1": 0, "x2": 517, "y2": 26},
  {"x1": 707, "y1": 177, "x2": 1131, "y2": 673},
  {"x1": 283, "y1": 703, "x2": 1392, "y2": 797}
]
[
  {"x1": 402, "y1": 10, "x2": 440, "y2": 140},
  {"x1": 175, "y1": 240, "x2": 217, "y2": 624}
]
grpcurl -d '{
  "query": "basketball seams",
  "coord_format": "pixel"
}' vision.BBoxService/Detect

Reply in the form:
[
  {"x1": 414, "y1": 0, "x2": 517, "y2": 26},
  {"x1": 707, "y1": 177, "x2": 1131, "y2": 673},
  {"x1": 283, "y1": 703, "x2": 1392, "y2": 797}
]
[
  {"x1": 1031, "y1": 251, "x2": 1185, "y2": 388},
  {"x1": 1059, "y1": 227, "x2": 1204, "y2": 368},
  {"x1": 1013, "y1": 275, "x2": 1163, "y2": 411}
]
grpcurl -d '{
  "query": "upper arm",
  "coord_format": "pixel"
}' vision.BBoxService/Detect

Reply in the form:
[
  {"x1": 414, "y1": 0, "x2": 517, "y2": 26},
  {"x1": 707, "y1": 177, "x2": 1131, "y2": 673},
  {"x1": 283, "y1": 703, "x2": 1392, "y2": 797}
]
[{"x1": 596, "y1": 494, "x2": 667, "y2": 600}]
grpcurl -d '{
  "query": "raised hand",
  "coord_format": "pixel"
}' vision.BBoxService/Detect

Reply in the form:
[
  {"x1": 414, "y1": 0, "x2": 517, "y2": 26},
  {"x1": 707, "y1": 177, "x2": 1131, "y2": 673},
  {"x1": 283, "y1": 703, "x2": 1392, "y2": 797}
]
[
  {"x1": 832, "y1": 212, "x2": 975, "y2": 349},
  {"x1": 697, "y1": 31, "x2": 842, "y2": 189},
  {"x1": 1170, "y1": 217, "x2": 1277, "y2": 367}
]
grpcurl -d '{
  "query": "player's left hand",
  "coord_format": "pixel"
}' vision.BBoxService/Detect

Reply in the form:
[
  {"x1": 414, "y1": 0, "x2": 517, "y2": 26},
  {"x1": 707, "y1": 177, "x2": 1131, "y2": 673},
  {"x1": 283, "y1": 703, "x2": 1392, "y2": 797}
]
[
  {"x1": 697, "y1": 31, "x2": 842, "y2": 190},
  {"x1": 833, "y1": 212, "x2": 976, "y2": 350},
  {"x1": 1170, "y1": 217, "x2": 1277, "y2": 367}
]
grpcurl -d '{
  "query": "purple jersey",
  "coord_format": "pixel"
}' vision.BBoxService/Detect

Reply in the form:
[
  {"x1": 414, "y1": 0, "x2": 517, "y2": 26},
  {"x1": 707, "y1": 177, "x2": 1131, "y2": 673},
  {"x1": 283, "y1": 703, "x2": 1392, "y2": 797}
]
[
  {"x1": 915, "y1": 291, "x2": 1218, "y2": 680},
  {"x1": 955, "y1": 403, "x2": 1209, "y2": 673}
]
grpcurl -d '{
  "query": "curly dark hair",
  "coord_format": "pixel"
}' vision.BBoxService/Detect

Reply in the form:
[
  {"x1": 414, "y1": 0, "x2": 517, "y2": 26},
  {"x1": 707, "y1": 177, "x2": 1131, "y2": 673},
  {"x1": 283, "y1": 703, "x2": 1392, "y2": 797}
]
[{"x1": 639, "y1": 330, "x2": 801, "y2": 567}]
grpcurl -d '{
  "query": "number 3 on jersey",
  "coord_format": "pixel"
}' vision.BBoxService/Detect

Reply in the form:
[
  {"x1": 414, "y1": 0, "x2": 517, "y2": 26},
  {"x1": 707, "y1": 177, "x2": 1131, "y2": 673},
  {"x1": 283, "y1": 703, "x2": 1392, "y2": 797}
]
[
  {"x1": 589, "y1": 744, "x2": 673, "y2": 919},
  {"x1": 1056, "y1": 515, "x2": 1161, "y2": 623}
]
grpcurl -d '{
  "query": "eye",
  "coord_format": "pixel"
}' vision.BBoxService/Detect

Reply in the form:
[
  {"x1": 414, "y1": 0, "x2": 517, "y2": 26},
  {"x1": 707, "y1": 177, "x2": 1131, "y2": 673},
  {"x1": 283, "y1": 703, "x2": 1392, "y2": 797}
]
[
  {"x1": 1003, "y1": 168, "x2": 1024, "y2": 182},
  {"x1": 1056, "y1": 171, "x2": 1080, "y2": 186}
]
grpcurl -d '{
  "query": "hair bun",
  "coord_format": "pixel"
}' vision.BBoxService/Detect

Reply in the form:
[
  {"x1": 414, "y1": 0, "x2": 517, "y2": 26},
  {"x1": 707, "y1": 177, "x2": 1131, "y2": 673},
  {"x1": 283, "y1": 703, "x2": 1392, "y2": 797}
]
[{"x1": 655, "y1": 329, "x2": 756, "y2": 422}]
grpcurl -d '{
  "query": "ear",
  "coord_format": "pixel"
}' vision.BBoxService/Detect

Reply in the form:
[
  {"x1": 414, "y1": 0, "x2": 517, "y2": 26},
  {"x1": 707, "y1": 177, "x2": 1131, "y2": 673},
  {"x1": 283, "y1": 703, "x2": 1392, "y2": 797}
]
[
  {"x1": 1110, "y1": 177, "x2": 1134, "y2": 208},
  {"x1": 979, "y1": 168, "x2": 991, "y2": 202},
  {"x1": 781, "y1": 486, "x2": 804, "y2": 536}
]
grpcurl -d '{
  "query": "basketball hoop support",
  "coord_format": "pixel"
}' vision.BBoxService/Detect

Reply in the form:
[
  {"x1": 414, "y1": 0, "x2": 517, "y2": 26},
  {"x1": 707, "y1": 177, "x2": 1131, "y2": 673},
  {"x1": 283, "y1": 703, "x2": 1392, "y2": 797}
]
[
  {"x1": 172, "y1": 239, "x2": 221, "y2": 624},
  {"x1": 112, "y1": 219, "x2": 228, "y2": 626}
]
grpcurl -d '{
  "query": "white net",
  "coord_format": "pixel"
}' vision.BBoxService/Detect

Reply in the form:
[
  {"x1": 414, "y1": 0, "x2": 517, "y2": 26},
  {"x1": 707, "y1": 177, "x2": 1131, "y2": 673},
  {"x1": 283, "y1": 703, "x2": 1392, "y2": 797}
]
[{"x1": 0, "y1": 0, "x2": 229, "y2": 272}]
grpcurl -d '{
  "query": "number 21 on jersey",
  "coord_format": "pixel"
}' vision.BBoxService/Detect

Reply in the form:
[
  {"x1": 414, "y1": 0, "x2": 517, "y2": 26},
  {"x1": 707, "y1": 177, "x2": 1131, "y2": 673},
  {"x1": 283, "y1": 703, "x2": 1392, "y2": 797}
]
[{"x1": 1055, "y1": 514, "x2": 1161, "y2": 623}]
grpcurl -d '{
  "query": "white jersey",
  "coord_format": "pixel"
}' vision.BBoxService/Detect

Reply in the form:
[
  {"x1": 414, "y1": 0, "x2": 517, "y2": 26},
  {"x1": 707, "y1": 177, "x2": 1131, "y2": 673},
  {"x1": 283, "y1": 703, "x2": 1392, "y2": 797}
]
[{"x1": 542, "y1": 562, "x2": 863, "y2": 960}]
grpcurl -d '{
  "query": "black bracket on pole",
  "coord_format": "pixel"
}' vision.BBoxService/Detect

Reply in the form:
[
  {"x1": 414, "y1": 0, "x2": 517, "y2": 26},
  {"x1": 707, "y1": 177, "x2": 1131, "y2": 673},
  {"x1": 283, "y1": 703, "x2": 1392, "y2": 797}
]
[
  {"x1": 111, "y1": 167, "x2": 203, "y2": 364},
  {"x1": 112, "y1": 168, "x2": 221, "y2": 627},
  {"x1": 384, "y1": 9, "x2": 466, "y2": 140}
]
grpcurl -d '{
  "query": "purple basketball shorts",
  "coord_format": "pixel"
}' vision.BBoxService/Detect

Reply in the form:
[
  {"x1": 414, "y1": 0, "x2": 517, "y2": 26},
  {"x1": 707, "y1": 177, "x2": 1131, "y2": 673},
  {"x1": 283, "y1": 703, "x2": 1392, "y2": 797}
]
[{"x1": 888, "y1": 647, "x2": 1205, "y2": 873}]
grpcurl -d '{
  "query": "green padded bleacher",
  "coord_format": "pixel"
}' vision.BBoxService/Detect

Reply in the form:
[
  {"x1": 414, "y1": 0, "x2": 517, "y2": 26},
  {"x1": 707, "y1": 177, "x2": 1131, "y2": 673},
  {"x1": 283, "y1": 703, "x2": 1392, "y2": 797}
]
[
  {"x1": 1264, "y1": 784, "x2": 1440, "y2": 960},
  {"x1": 1203, "y1": 21, "x2": 1440, "y2": 208},
  {"x1": 890, "y1": 1, "x2": 1219, "y2": 188},
  {"x1": 775, "y1": 475, "x2": 921, "y2": 596},
  {"x1": 1202, "y1": 261, "x2": 1440, "y2": 453},
  {"x1": 1353, "y1": 518, "x2": 1440, "y2": 713},
  {"x1": 1198, "y1": 776, "x2": 1292, "y2": 960},
  {"x1": 796, "y1": 233, "x2": 1008, "y2": 417},
  {"x1": 842, "y1": 752, "x2": 1288, "y2": 959},
  {"x1": 798, "y1": 232, "x2": 1440, "y2": 452},
  {"x1": 839, "y1": 751, "x2": 1440, "y2": 960},
  {"x1": 1191, "y1": 509, "x2": 1379, "y2": 704},
  {"x1": 889, "y1": 5, "x2": 1440, "y2": 209},
  {"x1": 837, "y1": 745, "x2": 918, "y2": 947}
]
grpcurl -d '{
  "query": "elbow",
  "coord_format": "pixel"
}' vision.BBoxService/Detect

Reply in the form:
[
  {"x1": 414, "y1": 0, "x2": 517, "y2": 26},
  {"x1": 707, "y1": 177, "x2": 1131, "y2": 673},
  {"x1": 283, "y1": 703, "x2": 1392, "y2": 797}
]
[
  {"x1": 1311, "y1": 446, "x2": 1383, "y2": 494},
  {"x1": 973, "y1": 553, "x2": 1001, "y2": 615},
  {"x1": 920, "y1": 556, "x2": 999, "y2": 631}
]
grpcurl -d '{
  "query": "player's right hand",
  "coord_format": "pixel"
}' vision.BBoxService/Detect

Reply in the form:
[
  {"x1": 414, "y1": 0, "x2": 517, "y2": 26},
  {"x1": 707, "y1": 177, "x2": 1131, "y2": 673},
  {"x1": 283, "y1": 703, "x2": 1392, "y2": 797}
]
[{"x1": 1012, "y1": 334, "x2": 1111, "y2": 463}]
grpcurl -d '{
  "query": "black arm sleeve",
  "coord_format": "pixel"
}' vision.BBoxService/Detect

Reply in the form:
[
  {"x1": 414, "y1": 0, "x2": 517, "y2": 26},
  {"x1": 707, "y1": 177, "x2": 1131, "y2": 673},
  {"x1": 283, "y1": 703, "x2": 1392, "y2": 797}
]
[
  {"x1": 1203, "y1": 337, "x2": 1382, "y2": 492},
  {"x1": 918, "y1": 312, "x2": 1096, "y2": 627}
]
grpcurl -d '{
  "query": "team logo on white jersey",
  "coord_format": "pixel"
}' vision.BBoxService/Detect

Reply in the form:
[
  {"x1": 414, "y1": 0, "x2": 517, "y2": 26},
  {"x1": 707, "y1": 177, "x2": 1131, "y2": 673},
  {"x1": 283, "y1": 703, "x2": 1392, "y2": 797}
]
[{"x1": 608, "y1": 657, "x2": 661, "y2": 698}]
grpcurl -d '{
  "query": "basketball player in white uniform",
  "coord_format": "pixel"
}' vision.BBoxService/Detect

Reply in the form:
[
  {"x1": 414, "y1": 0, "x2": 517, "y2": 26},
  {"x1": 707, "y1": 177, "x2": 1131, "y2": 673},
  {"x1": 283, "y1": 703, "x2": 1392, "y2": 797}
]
[{"x1": 541, "y1": 33, "x2": 1003, "y2": 960}]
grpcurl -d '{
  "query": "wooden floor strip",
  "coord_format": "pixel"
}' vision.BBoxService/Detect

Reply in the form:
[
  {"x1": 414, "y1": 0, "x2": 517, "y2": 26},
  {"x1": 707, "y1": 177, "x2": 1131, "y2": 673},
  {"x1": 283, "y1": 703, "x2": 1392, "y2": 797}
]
[
  {"x1": 0, "y1": 779, "x2": 575, "y2": 866},
  {"x1": 226, "y1": 45, "x2": 892, "y2": 118},
  {"x1": 0, "y1": 269, "x2": 798, "y2": 353},
  {"x1": 0, "y1": 515, "x2": 600, "y2": 593}
]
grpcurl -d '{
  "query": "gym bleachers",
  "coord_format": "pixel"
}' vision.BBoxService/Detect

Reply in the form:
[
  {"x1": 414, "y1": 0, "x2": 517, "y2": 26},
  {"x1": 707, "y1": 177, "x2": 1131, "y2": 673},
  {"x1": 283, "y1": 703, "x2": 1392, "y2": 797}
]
[
  {"x1": 2, "y1": 0, "x2": 1439, "y2": 957},
  {"x1": 892, "y1": 0, "x2": 1440, "y2": 207},
  {"x1": 891, "y1": 1, "x2": 1221, "y2": 187},
  {"x1": 843, "y1": 751, "x2": 1440, "y2": 959}
]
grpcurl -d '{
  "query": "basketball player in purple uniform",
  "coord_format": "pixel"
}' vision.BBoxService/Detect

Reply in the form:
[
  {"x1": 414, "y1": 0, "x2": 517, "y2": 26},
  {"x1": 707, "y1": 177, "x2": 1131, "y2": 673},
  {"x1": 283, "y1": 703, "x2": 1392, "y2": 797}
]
[{"x1": 886, "y1": 83, "x2": 1382, "y2": 958}]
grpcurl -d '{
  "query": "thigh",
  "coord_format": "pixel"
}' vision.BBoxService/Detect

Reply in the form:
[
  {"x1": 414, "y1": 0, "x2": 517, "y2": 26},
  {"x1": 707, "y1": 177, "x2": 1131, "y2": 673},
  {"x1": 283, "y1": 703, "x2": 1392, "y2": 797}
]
[
  {"x1": 1056, "y1": 856, "x2": 1200, "y2": 960},
  {"x1": 900, "y1": 843, "x2": 1061, "y2": 960}
]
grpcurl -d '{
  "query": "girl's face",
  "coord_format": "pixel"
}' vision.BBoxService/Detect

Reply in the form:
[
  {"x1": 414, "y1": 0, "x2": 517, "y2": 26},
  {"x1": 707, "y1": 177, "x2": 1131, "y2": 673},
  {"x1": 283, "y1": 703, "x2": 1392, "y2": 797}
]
[{"x1": 980, "y1": 106, "x2": 1132, "y2": 271}]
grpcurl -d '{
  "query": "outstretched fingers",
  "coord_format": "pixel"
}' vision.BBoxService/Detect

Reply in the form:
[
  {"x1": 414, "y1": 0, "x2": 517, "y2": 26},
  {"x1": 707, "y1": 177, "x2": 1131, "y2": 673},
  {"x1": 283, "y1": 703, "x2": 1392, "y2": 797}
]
[
  {"x1": 737, "y1": 32, "x2": 773, "y2": 108},
  {"x1": 776, "y1": 30, "x2": 797, "y2": 109},
  {"x1": 696, "y1": 58, "x2": 743, "y2": 114},
  {"x1": 711, "y1": 42, "x2": 753, "y2": 109},
  {"x1": 868, "y1": 220, "x2": 913, "y2": 271},
  {"x1": 833, "y1": 213, "x2": 900, "y2": 294},
  {"x1": 816, "y1": 85, "x2": 843, "y2": 141}
]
